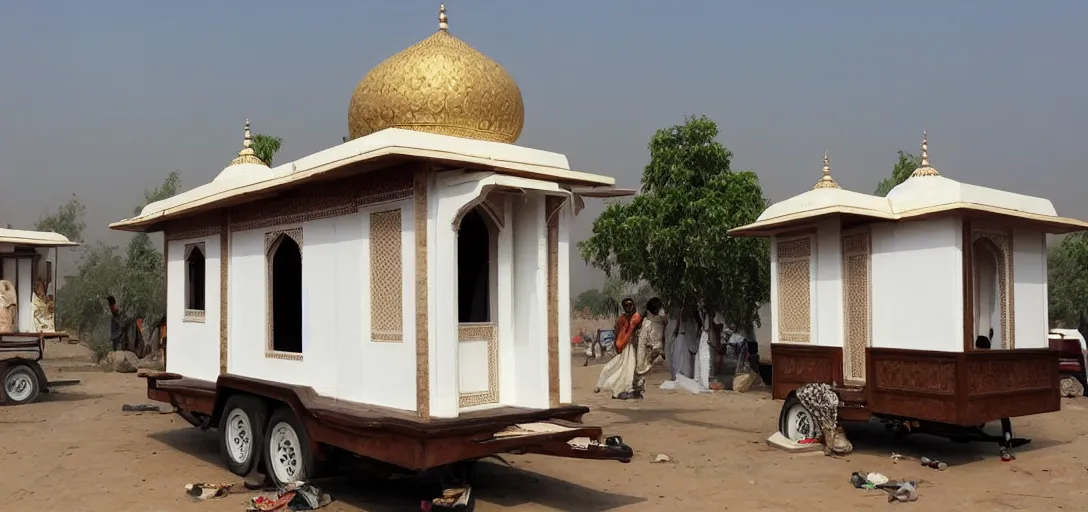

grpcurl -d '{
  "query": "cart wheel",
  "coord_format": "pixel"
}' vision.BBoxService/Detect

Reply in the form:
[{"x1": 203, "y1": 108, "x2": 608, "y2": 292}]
[
  {"x1": 2, "y1": 363, "x2": 41, "y2": 405},
  {"x1": 263, "y1": 406, "x2": 318, "y2": 486},
  {"x1": 778, "y1": 394, "x2": 820, "y2": 442},
  {"x1": 219, "y1": 394, "x2": 268, "y2": 476}
]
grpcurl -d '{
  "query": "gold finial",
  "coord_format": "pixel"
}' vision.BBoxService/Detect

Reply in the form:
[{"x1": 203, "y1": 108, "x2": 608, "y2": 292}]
[
  {"x1": 227, "y1": 118, "x2": 266, "y2": 167},
  {"x1": 438, "y1": 4, "x2": 448, "y2": 31},
  {"x1": 813, "y1": 150, "x2": 841, "y2": 189},
  {"x1": 910, "y1": 130, "x2": 940, "y2": 178}
]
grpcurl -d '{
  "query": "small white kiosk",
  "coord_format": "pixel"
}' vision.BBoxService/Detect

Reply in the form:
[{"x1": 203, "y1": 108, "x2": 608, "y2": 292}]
[
  {"x1": 110, "y1": 5, "x2": 636, "y2": 492},
  {"x1": 730, "y1": 136, "x2": 1086, "y2": 454}
]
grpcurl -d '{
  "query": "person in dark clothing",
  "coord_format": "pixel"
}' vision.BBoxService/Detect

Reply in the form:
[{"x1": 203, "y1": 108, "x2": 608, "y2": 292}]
[{"x1": 107, "y1": 295, "x2": 123, "y2": 351}]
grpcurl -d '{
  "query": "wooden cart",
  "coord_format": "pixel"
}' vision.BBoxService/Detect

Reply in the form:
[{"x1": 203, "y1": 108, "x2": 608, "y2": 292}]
[
  {"x1": 0, "y1": 332, "x2": 80, "y2": 405},
  {"x1": 139, "y1": 370, "x2": 631, "y2": 508}
]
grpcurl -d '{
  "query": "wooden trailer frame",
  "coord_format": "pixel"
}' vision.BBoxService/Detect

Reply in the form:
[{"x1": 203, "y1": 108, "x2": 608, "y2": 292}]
[{"x1": 140, "y1": 370, "x2": 632, "y2": 473}]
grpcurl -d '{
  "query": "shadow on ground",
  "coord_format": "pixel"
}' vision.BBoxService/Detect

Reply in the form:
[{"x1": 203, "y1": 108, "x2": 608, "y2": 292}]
[{"x1": 149, "y1": 428, "x2": 644, "y2": 511}]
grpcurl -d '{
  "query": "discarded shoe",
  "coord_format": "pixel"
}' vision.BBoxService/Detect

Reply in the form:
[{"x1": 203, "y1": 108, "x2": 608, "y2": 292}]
[
  {"x1": 920, "y1": 456, "x2": 948, "y2": 470},
  {"x1": 887, "y1": 481, "x2": 918, "y2": 503}
]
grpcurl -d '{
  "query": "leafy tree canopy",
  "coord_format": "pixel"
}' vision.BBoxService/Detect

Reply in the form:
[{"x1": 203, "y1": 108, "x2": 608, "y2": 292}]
[
  {"x1": 1048, "y1": 233, "x2": 1088, "y2": 328},
  {"x1": 578, "y1": 115, "x2": 770, "y2": 329},
  {"x1": 251, "y1": 133, "x2": 284, "y2": 167},
  {"x1": 56, "y1": 172, "x2": 180, "y2": 352},
  {"x1": 573, "y1": 277, "x2": 655, "y2": 318},
  {"x1": 874, "y1": 150, "x2": 922, "y2": 197},
  {"x1": 35, "y1": 195, "x2": 87, "y2": 242}
]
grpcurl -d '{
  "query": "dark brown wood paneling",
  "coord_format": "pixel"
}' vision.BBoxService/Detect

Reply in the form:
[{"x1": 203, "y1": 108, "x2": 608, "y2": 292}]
[
  {"x1": 961, "y1": 348, "x2": 1059, "y2": 424},
  {"x1": 867, "y1": 348, "x2": 960, "y2": 423},
  {"x1": 770, "y1": 344, "x2": 842, "y2": 400},
  {"x1": 867, "y1": 347, "x2": 1060, "y2": 426}
]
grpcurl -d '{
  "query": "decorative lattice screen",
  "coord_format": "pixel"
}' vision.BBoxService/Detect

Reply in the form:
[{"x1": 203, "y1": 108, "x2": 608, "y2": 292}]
[{"x1": 370, "y1": 209, "x2": 403, "y2": 342}]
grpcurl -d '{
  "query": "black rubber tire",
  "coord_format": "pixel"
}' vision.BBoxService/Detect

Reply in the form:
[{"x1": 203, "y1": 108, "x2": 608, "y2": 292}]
[
  {"x1": 263, "y1": 406, "x2": 318, "y2": 486},
  {"x1": 218, "y1": 394, "x2": 269, "y2": 477},
  {"x1": 2, "y1": 363, "x2": 41, "y2": 405}
]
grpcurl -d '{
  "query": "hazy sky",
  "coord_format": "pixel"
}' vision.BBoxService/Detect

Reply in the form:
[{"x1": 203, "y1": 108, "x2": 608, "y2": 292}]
[{"x1": 1, "y1": 1, "x2": 1086, "y2": 294}]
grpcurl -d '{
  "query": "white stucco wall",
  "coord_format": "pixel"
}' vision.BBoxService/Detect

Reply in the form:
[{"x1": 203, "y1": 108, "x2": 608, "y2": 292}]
[
  {"x1": 557, "y1": 199, "x2": 573, "y2": 404},
  {"x1": 769, "y1": 236, "x2": 778, "y2": 345},
  {"x1": 15, "y1": 258, "x2": 32, "y2": 332},
  {"x1": 166, "y1": 235, "x2": 222, "y2": 382},
  {"x1": 510, "y1": 192, "x2": 549, "y2": 410},
  {"x1": 226, "y1": 205, "x2": 418, "y2": 412},
  {"x1": 496, "y1": 198, "x2": 516, "y2": 405},
  {"x1": 871, "y1": 217, "x2": 963, "y2": 351},
  {"x1": 814, "y1": 218, "x2": 843, "y2": 347},
  {"x1": 1013, "y1": 228, "x2": 1048, "y2": 349}
]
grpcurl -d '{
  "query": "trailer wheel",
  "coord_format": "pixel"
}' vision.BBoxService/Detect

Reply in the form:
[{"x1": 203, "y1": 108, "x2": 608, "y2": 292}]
[
  {"x1": 264, "y1": 406, "x2": 317, "y2": 486},
  {"x1": 218, "y1": 394, "x2": 268, "y2": 476},
  {"x1": 778, "y1": 394, "x2": 820, "y2": 442},
  {"x1": 2, "y1": 363, "x2": 41, "y2": 405}
]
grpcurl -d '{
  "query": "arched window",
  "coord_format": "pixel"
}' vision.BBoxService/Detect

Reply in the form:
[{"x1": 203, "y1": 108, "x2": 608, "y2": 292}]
[
  {"x1": 458, "y1": 209, "x2": 491, "y2": 323},
  {"x1": 184, "y1": 243, "x2": 206, "y2": 312},
  {"x1": 268, "y1": 233, "x2": 303, "y2": 354}
]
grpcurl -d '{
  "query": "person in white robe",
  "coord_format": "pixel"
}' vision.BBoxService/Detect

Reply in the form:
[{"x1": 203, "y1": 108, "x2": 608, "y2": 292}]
[
  {"x1": 670, "y1": 305, "x2": 702, "y2": 379},
  {"x1": 634, "y1": 298, "x2": 667, "y2": 391}
]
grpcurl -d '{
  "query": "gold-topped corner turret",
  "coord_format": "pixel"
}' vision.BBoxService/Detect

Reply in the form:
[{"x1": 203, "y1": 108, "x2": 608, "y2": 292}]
[
  {"x1": 812, "y1": 150, "x2": 841, "y2": 190},
  {"x1": 228, "y1": 119, "x2": 266, "y2": 167},
  {"x1": 347, "y1": 3, "x2": 525, "y2": 144},
  {"x1": 910, "y1": 131, "x2": 941, "y2": 178}
]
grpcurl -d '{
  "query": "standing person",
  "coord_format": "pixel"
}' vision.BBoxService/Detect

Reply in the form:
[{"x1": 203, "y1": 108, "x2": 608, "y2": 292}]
[
  {"x1": 634, "y1": 297, "x2": 667, "y2": 392},
  {"x1": 107, "y1": 296, "x2": 124, "y2": 351},
  {"x1": 594, "y1": 298, "x2": 643, "y2": 399},
  {"x1": 670, "y1": 305, "x2": 703, "y2": 379}
]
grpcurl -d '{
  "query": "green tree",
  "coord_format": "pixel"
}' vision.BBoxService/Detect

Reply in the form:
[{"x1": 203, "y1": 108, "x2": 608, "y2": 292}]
[
  {"x1": 579, "y1": 116, "x2": 770, "y2": 331},
  {"x1": 251, "y1": 133, "x2": 284, "y2": 166},
  {"x1": 1048, "y1": 233, "x2": 1088, "y2": 328},
  {"x1": 573, "y1": 277, "x2": 655, "y2": 318},
  {"x1": 56, "y1": 172, "x2": 180, "y2": 358},
  {"x1": 874, "y1": 150, "x2": 923, "y2": 197},
  {"x1": 34, "y1": 195, "x2": 86, "y2": 242}
]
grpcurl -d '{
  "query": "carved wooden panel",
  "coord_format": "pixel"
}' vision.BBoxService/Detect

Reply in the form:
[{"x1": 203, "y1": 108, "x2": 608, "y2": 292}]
[
  {"x1": 770, "y1": 344, "x2": 842, "y2": 400},
  {"x1": 230, "y1": 173, "x2": 413, "y2": 233},
  {"x1": 841, "y1": 231, "x2": 871, "y2": 382},
  {"x1": 369, "y1": 209, "x2": 403, "y2": 343},
  {"x1": 413, "y1": 169, "x2": 430, "y2": 419},
  {"x1": 776, "y1": 237, "x2": 812, "y2": 343},
  {"x1": 867, "y1": 347, "x2": 1060, "y2": 426},
  {"x1": 965, "y1": 357, "x2": 1052, "y2": 395}
]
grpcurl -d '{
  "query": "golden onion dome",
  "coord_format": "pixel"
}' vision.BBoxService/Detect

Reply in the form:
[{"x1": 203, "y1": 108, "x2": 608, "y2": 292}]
[{"x1": 347, "y1": 4, "x2": 525, "y2": 144}]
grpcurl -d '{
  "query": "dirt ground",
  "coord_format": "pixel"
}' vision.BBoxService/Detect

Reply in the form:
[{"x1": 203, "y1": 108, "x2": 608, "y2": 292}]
[{"x1": 4, "y1": 342, "x2": 1088, "y2": 511}]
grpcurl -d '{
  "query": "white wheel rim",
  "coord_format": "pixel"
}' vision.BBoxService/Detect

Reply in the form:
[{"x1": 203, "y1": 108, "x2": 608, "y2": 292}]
[
  {"x1": 785, "y1": 402, "x2": 820, "y2": 441},
  {"x1": 5, "y1": 370, "x2": 34, "y2": 402},
  {"x1": 225, "y1": 409, "x2": 253, "y2": 464},
  {"x1": 269, "y1": 421, "x2": 302, "y2": 483}
]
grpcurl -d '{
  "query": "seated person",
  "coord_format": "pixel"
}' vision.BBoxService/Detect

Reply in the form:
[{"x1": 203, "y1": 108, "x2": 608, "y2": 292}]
[{"x1": 975, "y1": 335, "x2": 991, "y2": 349}]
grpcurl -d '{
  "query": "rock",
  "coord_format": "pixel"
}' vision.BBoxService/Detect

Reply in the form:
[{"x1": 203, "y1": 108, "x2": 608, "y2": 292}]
[
  {"x1": 651, "y1": 453, "x2": 671, "y2": 463},
  {"x1": 104, "y1": 350, "x2": 139, "y2": 373},
  {"x1": 136, "y1": 356, "x2": 164, "y2": 371}
]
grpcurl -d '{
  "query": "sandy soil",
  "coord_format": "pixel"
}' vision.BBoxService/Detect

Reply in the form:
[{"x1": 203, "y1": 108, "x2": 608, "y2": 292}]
[{"x1": 3, "y1": 342, "x2": 1088, "y2": 511}]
